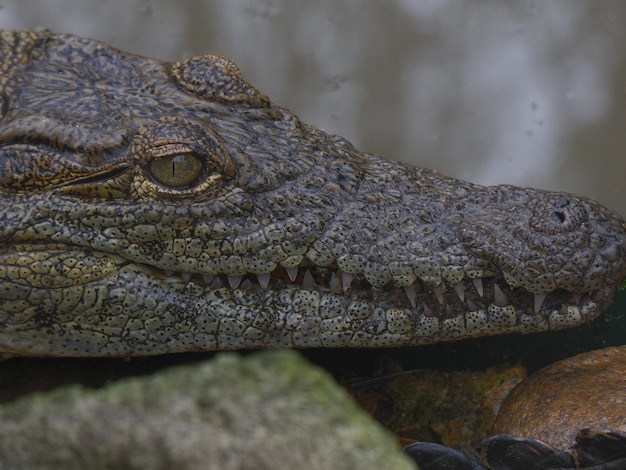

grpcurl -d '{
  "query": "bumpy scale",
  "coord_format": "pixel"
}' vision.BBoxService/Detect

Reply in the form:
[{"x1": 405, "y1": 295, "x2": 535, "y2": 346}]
[{"x1": 0, "y1": 30, "x2": 625, "y2": 356}]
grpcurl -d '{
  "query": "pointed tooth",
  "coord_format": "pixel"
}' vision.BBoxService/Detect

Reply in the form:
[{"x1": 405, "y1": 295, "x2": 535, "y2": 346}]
[
  {"x1": 302, "y1": 270, "x2": 315, "y2": 290},
  {"x1": 228, "y1": 275, "x2": 242, "y2": 289},
  {"x1": 572, "y1": 293, "x2": 582, "y2": 305},
  {"x1": 342, "y1": 271, "x2": 355, "y2": 292},
  {"x1": 423, "y1": 303, "x2": 432, "y2": 316},
  {"x1": 404, "y1": 283, "x2": 418, "y2": 308},
  {"x1": 467, "y1": 299, "x2": 478, "y2": 311},
  {"x1": 454, "y1": 282, "x2": 465, "y2": 301},
  {"x1": 329, "y1": 272, "x2": 342, "y2": 294},
  {"x1": 210, "y1": 277, "x2": 224, "y2": 289},
  {"x1": 494, "y1": 284, "x2": 508, "y2": 307},
  {"x1": 202, "y1": 274, "x2": 215, "y2": 284},
  {"x1": 286, "y1": 267, "x2": 298, "y2": 282},
  {"x1": 534, "y1": 293, "x2": 547, "y2": 313},
  {"x1": 164, "y1": 270, "x2": 174, "y2": 276},
  {"x1": 257, "y1": 273, "x2": 270, "y2": 289},
  {"x1": 433, "y1": 284, "x2": 444, "y2": 305},
  {"x1": 181, "y1": 272, "x2": 192, "y2": 282},
  {"x1": 472, "y1": 278, "x2": 484, "y2": 297}
]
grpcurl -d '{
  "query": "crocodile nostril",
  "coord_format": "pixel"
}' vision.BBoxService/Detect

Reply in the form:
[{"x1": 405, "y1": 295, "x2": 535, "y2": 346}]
[
  {"x1": 530, "y1": 195, "x2": 587, "y2": 234},
  {"x1": 553, "y1": 210, "x2": 566, "y2": 224}
]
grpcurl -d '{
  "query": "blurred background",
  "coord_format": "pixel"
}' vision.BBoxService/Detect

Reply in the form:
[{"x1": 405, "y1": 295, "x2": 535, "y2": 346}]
[{"x1": 1, "y1": 0, "x2": 624, "y2": 213}]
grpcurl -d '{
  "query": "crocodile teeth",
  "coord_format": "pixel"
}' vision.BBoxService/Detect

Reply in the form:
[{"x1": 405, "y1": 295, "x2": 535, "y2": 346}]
[
  {"x1": 181, "y1": 272, "x2": 192, "y2": 282},
  {"x1": 472, "y1": 278, "x2": 484, "y2": 297},
  {"x1": 303, "y1": 270, "x2": 315, "y2": 290},
  {"x1": 210, "y1": 277, "x2": 224, "y2": 289},
  {"x1": 228, "y1": 275, "x2": 243, "y2": 289},
  {"x1": 286, "y1": 267, "x2": 298, "y2": 282},
  {"x1": 202, "y1": 274, "x2": 215, "y2": 284},
  {"x1": 454, "y1": 282, "x2": 465, "y2": 301},
  {"x1": 494, "y1": 284, "x2": 508, "y2": 307},
  {"x1": 404, "y1": 283, "x2": 418, "y2": 308},
  {"x1": 165, "y1": 270, "x2": 174, "y2": 276},
  {"x1": 433, "y1": 284, "x2": 444, "y2": 305},
  {"x1": 342, "y1": 272, "x2": 355, "y2": 292},
  {"x1": 257, "y1": 273, "x2": 270, "y2": 289},
  {"x1": 534, "y1": 293, "x2": 547, "y2": 313},
  {"x1": 329, "y1": 272, "x2": 342, "y2": 294}
]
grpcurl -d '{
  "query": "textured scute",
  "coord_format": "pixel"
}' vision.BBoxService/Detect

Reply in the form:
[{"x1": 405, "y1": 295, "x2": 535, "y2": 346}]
[{"x1": 0, "y1": 30, "x2": 625, "y2": 356}]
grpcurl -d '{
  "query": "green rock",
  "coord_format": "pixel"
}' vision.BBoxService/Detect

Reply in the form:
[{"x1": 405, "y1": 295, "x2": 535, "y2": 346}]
[{"x1": 0, "y1": 350, "x2": 415, "y2": 470}]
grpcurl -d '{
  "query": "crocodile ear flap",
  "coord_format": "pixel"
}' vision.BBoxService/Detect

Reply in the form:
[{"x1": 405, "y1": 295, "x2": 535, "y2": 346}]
[{"x1": 170, "y1": 54, "x2": 270, "y2": 108}]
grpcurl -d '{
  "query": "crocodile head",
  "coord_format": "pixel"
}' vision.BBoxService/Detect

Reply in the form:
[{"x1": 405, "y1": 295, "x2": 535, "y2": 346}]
[{"x1": 0, "y1": 31, "x2": 625, "y2": 356}]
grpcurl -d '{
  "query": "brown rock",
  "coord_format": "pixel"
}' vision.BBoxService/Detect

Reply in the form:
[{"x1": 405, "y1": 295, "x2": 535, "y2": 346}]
[
  {"x1": 493, "y1": 345, "x2": 626, "y2": 449},
  {"x1": 349, "y1": 364, "x2": 525, "y2": 447}
]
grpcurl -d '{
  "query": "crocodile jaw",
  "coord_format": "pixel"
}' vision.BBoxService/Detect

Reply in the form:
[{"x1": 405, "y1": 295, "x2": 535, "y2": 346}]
[{"x1": 0, "y1": 212, "x2": 622, "y2": 357}]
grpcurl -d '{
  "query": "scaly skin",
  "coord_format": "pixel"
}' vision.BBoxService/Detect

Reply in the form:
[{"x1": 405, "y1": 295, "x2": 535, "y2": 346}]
[{"x1": 0, "y1": 30, "x2": 625, "y2": 357}]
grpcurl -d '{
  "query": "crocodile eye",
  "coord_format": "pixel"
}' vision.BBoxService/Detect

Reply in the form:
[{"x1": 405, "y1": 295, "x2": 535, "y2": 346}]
[
  {"x1": 131, "y1": 121, "x2": 236, "y2": 201},
  {"x1": 149, "y1": 153, "x2": 203, "y2": 188}
]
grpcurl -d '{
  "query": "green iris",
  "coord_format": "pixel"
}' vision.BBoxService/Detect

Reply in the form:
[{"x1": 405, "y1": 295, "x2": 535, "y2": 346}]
[{"x1": 149, "y1": 153, "x2": 202, "y2": 188}]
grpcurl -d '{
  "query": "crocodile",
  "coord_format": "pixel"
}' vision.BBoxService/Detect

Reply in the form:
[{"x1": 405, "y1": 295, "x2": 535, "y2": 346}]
[{"x1": 0, "y1": 30, "x2": 625, "y2": 357}]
